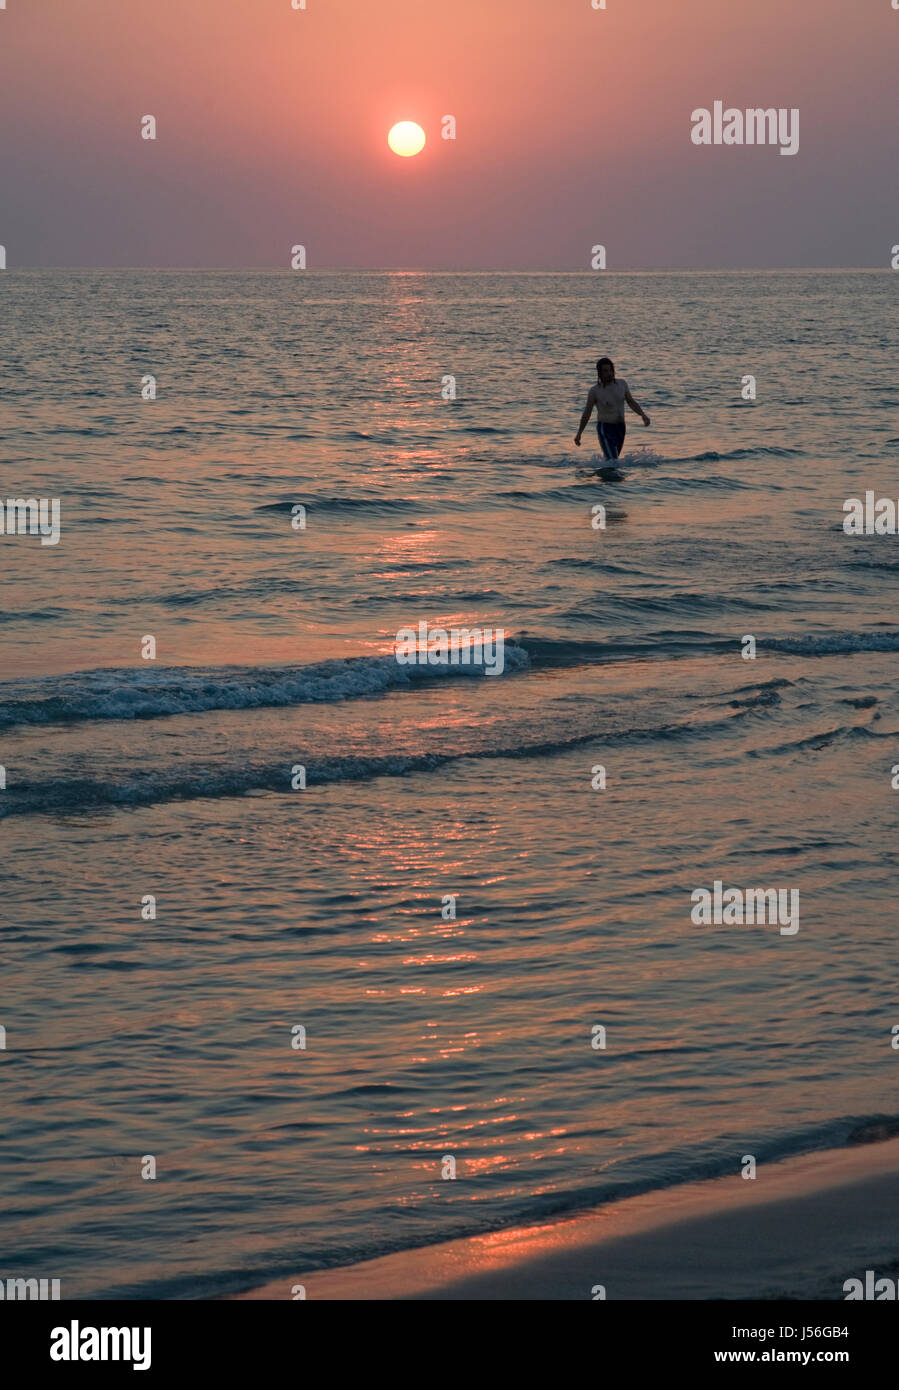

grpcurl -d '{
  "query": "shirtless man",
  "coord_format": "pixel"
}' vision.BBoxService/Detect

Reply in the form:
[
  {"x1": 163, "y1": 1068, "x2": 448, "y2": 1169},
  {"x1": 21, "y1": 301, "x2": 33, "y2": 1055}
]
[{"x1": 574, "y1": 357, "x2": 650, "y2": 460}]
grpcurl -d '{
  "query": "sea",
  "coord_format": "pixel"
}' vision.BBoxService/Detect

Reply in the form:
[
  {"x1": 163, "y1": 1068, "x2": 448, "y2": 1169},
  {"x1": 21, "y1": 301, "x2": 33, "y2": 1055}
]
[{"x1": 2, "y1": 269, "x2": 898, "y2": 1297}]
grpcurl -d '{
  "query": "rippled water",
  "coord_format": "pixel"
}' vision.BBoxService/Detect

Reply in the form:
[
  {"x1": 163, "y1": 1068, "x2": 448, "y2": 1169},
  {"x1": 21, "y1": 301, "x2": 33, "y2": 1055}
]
[{"x1": 2, "y1": 270, "x2": 898, "y2": 1297}]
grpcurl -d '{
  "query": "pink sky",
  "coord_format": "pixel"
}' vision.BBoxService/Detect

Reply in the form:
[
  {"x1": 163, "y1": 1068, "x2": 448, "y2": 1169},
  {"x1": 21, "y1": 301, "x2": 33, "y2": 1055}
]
[{"x1": 1, "y1": 0, "x2": 896, "y2": 267}]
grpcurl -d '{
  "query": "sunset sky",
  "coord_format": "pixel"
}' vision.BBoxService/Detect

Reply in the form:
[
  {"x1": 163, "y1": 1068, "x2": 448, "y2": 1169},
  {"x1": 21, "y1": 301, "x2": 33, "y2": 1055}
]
[{"x1": 1, "y1": 0, "x2": 896, "y2": 268}]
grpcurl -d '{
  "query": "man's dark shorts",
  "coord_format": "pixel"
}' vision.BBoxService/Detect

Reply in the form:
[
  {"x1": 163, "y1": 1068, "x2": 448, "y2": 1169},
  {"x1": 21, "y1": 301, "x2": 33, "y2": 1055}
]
[{"x1": 597, "y1": 421, "x2": 626, "y2": 459}]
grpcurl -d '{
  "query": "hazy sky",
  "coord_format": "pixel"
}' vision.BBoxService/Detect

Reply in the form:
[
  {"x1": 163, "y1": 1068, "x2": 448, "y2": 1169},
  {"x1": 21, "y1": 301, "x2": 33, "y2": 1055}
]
[{"x1": 1, "y1": 0, "x2": 897, "y2": 268}]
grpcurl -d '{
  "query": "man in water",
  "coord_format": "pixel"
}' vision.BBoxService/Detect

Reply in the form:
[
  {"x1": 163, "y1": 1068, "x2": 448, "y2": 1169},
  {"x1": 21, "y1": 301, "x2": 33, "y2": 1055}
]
[{"x1": 574, "y1": 357, "x2": 650, "y2": 461}]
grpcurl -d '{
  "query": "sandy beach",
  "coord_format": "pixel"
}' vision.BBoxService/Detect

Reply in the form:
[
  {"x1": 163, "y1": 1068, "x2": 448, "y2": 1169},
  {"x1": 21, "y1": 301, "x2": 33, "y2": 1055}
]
[{"x1": 232, "y1": 1137, "x2": 899, "y2": 1300}]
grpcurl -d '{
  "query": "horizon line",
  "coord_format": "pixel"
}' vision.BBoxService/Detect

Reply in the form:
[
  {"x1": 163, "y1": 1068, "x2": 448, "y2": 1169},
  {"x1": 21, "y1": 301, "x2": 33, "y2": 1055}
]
[{"x1": 1, "y1": 265, "x2": 888, "y2": 275}]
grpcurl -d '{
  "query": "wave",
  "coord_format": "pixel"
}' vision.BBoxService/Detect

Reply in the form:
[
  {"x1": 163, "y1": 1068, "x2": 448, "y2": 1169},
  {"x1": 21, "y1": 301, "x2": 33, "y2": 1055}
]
[
  {"x1": 520, "y1": 629, "x2": 899, "y2": 666},
  {"x1": 681, "y1": 445, "x2": 803, "y2": 462},
  {"x1": 0, "y1": 648, "x2": 531, "y2": 730},
  {"x1": 0, "y1": 608, "x2": 69, "y2": 625},
  {"x1": 530, "y1": 443, "x2": 802, "y2": 470},
  {"x1": 0, "y1": 709, "x2": 749, "y2": 819},
  {"x1": 746, "y1": 723, "x2": 893, "y2": 760},
  {"x1": 845, "y1": 556, "x2": 899, "y2": 574},
  {"x1": 767, "y1": 630, "x2": 899, "y2": 656},
  {"x1": 3, "y1": 626, "x2": 890, "y2": 732},
  {"x1": 103, "y1": 561, "x2": 481, "y2": 609},
  {"x1": 516, "y1": 633, "x2": 735, "y2": 664},
  {"x1": 251, "y1": 465, "x2": 759, "y2": 521},
  {"x1": 255, "y1": 485, "x2": 620, "y2": 516},
  {"x1": 255, "y1": 495, "x2": 430, "y2": 516}
]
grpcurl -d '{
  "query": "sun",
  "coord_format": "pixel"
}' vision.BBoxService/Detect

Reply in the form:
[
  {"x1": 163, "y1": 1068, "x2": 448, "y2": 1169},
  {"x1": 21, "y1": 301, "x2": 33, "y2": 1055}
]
[{"x1": 388, "y1": 121, "x2": 426, "y2": 157}]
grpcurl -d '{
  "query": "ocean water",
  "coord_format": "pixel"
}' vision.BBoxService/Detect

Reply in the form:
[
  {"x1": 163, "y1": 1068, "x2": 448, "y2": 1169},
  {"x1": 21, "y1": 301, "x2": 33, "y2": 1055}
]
[{"x1": 2, "y1": 269, "x2": 898, "y2": 1298}]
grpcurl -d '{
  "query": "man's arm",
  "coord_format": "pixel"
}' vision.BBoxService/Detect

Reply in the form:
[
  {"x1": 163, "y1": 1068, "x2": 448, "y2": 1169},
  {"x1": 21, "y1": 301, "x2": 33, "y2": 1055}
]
[
  {"x1": 625, "y1": 388, "x2": 650, "y2": 426},
  {"x1": 574, "y1": 389, "x2": 595, "y2": 446}
]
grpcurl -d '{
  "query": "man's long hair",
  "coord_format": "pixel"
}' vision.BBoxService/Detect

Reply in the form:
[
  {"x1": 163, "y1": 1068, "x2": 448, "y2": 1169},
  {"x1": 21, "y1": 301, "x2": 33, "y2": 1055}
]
[{"x1": 596, "y1": 357, "x2": 615, "y2": 379}]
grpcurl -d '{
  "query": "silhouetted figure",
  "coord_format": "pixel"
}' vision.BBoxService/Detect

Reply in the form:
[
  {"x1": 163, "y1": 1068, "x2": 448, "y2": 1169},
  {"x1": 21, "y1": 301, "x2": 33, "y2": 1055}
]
[{"x1": 574, "y1": 357, "x2": 650, "y2": 464}]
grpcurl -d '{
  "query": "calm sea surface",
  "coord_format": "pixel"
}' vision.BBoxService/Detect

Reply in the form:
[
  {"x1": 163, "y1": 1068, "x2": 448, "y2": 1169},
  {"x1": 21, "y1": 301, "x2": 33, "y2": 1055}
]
[{"x1": 2, "y1": 270, "x2": 898, "y2": 1296}]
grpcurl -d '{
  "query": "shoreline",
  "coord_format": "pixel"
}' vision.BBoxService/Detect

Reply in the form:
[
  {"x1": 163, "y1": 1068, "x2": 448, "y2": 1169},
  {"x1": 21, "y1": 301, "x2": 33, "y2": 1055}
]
[{"x1": 231, "y1": 1136, "x2": 899, "y2": 1300}]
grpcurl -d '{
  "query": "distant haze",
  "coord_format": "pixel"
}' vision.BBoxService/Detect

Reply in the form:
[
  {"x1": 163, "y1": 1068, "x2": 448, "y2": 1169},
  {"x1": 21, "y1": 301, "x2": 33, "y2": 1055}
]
[{"x1": 1, "y1": 0, "x2": 896, "y2": 269}]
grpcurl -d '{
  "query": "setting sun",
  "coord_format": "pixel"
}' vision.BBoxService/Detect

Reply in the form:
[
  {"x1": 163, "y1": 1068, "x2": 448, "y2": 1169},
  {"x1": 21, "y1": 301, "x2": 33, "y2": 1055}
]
[{"x1": 387, "y1": 120, "x2": 426, "y2": 157}]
